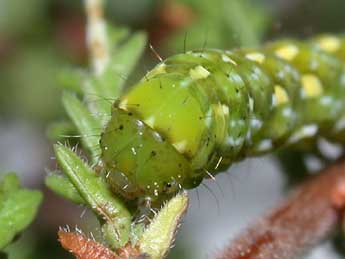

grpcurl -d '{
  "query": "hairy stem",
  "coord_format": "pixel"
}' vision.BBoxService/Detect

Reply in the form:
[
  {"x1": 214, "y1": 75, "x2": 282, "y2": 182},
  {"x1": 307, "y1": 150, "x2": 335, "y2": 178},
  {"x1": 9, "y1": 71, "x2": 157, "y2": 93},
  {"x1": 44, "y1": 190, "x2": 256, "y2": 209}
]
[
  {"x1": 216, "y1": 160, "x2": 345, "y2": 259},
  {"x1": 58, "y1": 230, "x2": 118, "y2": 259},
  {"x1": 84, "y1": 0, "x2": 109, "y2": 75},
  {"x1": 58, "y1": 230, "x2": 148, "y2": 259}
]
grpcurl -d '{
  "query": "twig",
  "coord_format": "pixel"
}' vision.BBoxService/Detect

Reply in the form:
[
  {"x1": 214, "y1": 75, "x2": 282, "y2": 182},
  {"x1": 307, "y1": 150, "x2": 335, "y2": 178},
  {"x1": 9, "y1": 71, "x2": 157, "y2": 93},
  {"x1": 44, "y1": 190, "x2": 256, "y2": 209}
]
[
  {"x1": 215, "y1": 160, "x2": 345, "y2": 259},
  {"x1": 58, "y1": 230, "x2": 118, "y2": 259},
  {"x1": 58, "y1": 230, "x2": 148, "y2": 259},
  {"x1": 84, "y1": 0, "x2": 109, "y2": 75}
]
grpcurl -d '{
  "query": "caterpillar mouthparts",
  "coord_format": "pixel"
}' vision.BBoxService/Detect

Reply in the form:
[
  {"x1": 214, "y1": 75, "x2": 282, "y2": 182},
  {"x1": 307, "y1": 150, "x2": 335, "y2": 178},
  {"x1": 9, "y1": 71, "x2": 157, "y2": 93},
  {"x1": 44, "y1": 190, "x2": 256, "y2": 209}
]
[{"x1": 100, "y1": 35, "x2": 345, "y2": 204}]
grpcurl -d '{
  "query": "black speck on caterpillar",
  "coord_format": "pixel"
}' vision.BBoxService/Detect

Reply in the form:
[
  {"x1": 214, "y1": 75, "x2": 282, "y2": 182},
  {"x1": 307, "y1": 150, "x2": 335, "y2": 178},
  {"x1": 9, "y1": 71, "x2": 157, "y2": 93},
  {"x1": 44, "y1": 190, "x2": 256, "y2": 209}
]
[{"x1": 99, "y1": 34, "x2": 345, "y2": 205}]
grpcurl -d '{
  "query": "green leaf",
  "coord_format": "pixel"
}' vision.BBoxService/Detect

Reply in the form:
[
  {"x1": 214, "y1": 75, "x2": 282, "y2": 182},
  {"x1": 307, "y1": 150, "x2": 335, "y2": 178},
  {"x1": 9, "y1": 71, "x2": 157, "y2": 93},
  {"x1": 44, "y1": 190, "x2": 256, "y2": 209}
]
[
  {"x1": 45, "y1": 173, "x2": 85, "y2": 204},
  {"x1": 84, "y1": 31, "x2": 147, "y2": 126},
  {"x1": 221, "y1": 0, "x2": 268, "y2": 47},
  {"x1": 58, "y1": 68, "x2": 85, "y2": 94},
  {"x1": 53, "y1": 144, "x2": 131, "y2": 248},
  {"x1": 169, "y1": 0, "x2": 270, "y2": 50},
  {"x1": 0, "y1": 173, "x2": 42, "y2": 250},
  {"x1": 1, "y1": 173, "x2": 20, "y2": 193},
  {"x1": 139, "y1": 192, "x2": 189, "y2": 259},
  {"x1": 46, "y1": 121, "x2": 76, "y2": 140},
  {"x1": 110, "y1": 31, "x2": 147, "y2": 91},
  {"x1": 62, "y1": 91, "x2": 102, "y2": 163},
  {"x1": 107, "y1": 26, "x2": 130, "y2": 48}
]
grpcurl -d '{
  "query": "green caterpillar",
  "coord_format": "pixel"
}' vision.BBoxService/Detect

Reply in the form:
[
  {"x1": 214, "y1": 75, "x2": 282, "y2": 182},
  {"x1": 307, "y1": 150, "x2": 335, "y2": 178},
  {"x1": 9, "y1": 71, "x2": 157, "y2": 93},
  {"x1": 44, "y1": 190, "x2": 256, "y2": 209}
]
[{"x1": 99, "y1": 34, "x2": 345, "y2": 205}]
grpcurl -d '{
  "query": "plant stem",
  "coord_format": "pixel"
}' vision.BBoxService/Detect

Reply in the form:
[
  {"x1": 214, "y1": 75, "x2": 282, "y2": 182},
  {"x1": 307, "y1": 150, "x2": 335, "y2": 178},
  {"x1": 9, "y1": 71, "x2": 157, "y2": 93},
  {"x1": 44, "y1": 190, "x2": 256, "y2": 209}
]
[
  {"x1": 84, "y1": 0, "x2": 109, "y2": 75},
  {"x1": 58, "y1": 230, "x2": 118, "y2": 259},
  {"x1": 58, "y1": 230, "x2": 148, "y2": 259},
  {"x1": 215, "y1": 160, "x2": 345, "y2": 259}
]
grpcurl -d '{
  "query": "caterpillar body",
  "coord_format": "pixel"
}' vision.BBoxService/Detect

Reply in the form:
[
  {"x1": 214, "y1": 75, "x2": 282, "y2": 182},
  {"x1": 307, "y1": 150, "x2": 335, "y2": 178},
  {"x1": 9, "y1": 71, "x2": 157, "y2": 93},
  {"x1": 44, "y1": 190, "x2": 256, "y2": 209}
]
[{"x1": 100, "y1": 34, "x2": 345, "y2": 204}]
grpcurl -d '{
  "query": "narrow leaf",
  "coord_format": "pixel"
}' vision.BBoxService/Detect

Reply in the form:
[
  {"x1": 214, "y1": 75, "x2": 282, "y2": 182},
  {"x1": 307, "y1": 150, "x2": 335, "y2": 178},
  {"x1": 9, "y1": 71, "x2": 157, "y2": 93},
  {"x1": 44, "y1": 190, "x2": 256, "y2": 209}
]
[
  {"x1": 45, "y1": 173, "x2": 85, "y2": 204},
  {"x1": 58, "y1": 68, "x2": 85, "y2": 94},
  {"x1": 54, "y1": 144, "x2": 131, "y2": 248},
  {"x1": 46, "y1": 121, "x2": 76, "y2": 140},
  {"x1": 139, "y1": 192, "x2": 189, "y2": 259},
  {"x1": 222, "y1": 2, "x2": 257, "y2": 46},
  {"x1": 62, "y1": 91, "x2": 102, "y2": 163},
  {"x1": 84, "y1": 31, "x2": 147, "y2": 125},
  {"x1": 107, "y1": 26, "x2": 130, "y2": 48},
  {"x1": 109, "y1": 31, "x2": 147, "y2": 93}
]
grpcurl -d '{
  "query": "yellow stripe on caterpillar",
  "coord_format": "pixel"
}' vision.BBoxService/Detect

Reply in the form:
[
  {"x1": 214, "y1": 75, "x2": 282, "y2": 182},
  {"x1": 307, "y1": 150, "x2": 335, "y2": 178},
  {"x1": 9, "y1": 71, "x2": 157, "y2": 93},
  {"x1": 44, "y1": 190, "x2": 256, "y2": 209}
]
[
  {"x1": 146, "y1": 63, "x2": 167, "y2": 79},
  {"x1": 274, "y1": 85, "x2": 289, "y2": 105},
  {"x1": 317, "y1": 36, "x2": 340, "y2": 53},
  {"x1": 172, "y1": 140, "x2": 188, "y2": 153},
  {"x1": 301, "y1": 74, "x2": 323, "y2": 98},
  {"x1": 144, "y1": 116, "x2": 156, "y2": 128},
  {"x1": 119, "y1": 98, "x2": 129, "y2": 111},
  {"x1": 221, "y1": 54, "x2": 238, "y2": 65},
  {"x1": 245, "y1": 52, "x2": 266, "y2": 64},
  {"x1": 275, "y1": 45, "x2": 299, "y2": 61},
  {"x1": 189, "y1": 65, "x2": 211, "y2": 80}
]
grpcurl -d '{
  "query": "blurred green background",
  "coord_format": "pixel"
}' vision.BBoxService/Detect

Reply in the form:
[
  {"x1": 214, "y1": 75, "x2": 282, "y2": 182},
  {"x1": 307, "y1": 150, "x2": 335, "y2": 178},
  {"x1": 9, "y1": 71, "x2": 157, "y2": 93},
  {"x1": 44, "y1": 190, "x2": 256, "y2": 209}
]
[{"x1": 1, "y1": 0, "x2": 345, "y2": 258}]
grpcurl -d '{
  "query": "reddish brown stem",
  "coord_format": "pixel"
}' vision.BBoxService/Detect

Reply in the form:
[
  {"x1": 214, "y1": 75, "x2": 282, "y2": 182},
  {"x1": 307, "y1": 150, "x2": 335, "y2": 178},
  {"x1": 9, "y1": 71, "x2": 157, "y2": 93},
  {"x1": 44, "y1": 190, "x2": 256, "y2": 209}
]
[
  {"x1": 216, "y1": 160, "x2": 345, "y2": 259},
  {"x1": 58, "y1": 230, "x2": 118, "y2": 259},
  {"x1": 58, "y1": 230, "x2": 146, "y2": 259}
]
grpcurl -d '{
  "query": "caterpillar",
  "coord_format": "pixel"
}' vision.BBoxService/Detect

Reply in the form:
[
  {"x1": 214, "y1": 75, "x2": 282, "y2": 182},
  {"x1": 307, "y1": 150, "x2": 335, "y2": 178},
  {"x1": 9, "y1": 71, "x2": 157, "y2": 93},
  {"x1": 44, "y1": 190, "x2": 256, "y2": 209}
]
[{"x1": 99, "y1": 34, "x2": 345, "y2": 205}]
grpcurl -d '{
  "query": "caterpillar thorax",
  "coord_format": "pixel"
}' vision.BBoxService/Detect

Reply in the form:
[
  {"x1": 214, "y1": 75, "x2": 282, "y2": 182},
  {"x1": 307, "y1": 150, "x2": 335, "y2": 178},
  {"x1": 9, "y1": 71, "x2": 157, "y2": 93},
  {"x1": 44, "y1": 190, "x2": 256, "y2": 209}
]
[{"x1": 100, "y1": 35, "x2": 345, "y2": 204}]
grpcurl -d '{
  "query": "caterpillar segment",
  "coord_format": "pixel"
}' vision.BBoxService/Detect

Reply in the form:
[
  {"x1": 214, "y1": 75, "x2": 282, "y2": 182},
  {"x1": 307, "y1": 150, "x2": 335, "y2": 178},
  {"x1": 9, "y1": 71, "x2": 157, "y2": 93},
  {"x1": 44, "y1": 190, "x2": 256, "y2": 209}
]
[
  {"x1": 312, "y1": 35, "x2": 345, "y2": 141},
  {"x1": 100, "y1": 35, "x2": 345, "y2": 204}
]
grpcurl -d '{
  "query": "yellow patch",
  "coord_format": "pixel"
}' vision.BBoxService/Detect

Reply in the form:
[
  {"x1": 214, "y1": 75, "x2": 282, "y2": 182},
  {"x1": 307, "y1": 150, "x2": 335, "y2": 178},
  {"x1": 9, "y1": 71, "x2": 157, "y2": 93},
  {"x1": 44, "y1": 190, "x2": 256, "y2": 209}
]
[
  {"x1": 145, "y1": 63, "x2": 167, "y2": 79},
  {"x1": 274, "y1": 85, "x2": 289, "y2": 105},
  {"x1": 189, "y1": 65, "x2": 210, "y2": 80},
  {"x1": 245, "y1": 52, "x2": 266, "y2": 64},
  {"x1": 119, "y1": 98, "x2": 128, "y2": 111},
  {"x1": 222, "y1": 104, "x2": 229, "y2": 115},
  {"x1": 221, "y1": 54, "x2": 237, "y2": 66},
  {"x1": 144, "y1": 116, "x2": 155, "y2": 128},
  {"x1": 317, "y1": 36, "x2": 340, "y2": 53},
  {"x1": 172, "y1": 140, "x2": 187, "y2": 153},
  {"x1": 214, "y1": 103, "x2": 229, "y2": 116},
  {"x1": 301, "y1": 74, "x2": 323, "y2": 98},
  {"x1": 275, "y1": 45, "x2": 299, "y2": 61}
]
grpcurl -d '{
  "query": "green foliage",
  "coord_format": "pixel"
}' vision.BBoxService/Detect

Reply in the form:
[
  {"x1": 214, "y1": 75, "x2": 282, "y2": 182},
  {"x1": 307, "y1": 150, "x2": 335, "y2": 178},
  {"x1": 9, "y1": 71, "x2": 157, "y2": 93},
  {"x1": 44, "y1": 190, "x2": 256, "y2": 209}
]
[
  {"x1": 56, "y1": 27, "x2": 147, "y2": 148},
  {"x1": 0, "y1": 0, "x2": 47, "y2": 35},
  {"x1": 167, "y1": 0, "x2": 271, "y2": 51},
  {"x1": 139, "y1": 193, "x2": 189, "y2": 259},
  {"x1": 0, "y1": 47, "x2": 64, "y2": 122},
  {"x1": 0, "y1": 173, "x2": 42, "y2": 250},
  {"x1": 105, "y1": 0, "x2": 159, "y2": 26},
  {"x1": 84, "y1": 31, "x2": 147, "y2": 124},
  {"x1": 46, "y1": 121, "x2": 76, "y2": 141},
  {"x1": 62, "y1": 91, "x2": 102, "y2": 163},
  {"x1": 53, "y1": 144, "x2": 131, "y2": 248},
  {"x1": 45, "y1": 173, "x2": 85, "y2": 204},
  {"x1": 49, "y1": 26, "x2": 147, "y2": 196},
  {"x1": 46, "y1": 25, "x2": 148, "y2": 250},
  {"x1": 57, "y1": 69, "x2": 85, "y2": 95}
]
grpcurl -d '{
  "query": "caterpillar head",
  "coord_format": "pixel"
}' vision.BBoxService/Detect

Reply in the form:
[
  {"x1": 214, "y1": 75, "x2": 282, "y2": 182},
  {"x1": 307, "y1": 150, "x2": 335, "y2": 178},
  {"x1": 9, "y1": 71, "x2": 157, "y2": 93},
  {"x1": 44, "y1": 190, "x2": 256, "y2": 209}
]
[
  {"x1": 100, "y1": 59, "x2": 220, "y2": 204},
  {"x1": 100, "y1": 106, "x2": 203, "y2": 203}
]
